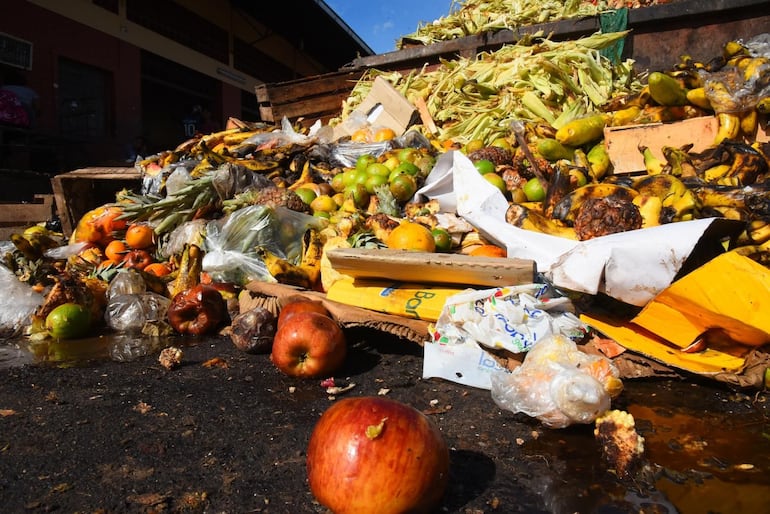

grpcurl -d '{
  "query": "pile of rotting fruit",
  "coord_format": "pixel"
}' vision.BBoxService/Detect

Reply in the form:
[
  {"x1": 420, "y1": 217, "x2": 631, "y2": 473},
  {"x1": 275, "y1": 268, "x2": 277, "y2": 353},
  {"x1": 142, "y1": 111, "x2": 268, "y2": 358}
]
[{"x1": 1, "y1": 23, "x2": 770, "y2": 514}]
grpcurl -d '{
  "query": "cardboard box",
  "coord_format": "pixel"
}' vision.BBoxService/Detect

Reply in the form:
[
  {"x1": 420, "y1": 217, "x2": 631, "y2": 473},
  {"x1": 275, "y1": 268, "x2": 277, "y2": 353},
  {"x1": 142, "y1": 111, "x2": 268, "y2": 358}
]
[
  {"x1": 333, "y1": 76, "x2": 419, "y2": 140},
  {"x1": 604, "y1": 115, "x2": 770, "y2": 174}
]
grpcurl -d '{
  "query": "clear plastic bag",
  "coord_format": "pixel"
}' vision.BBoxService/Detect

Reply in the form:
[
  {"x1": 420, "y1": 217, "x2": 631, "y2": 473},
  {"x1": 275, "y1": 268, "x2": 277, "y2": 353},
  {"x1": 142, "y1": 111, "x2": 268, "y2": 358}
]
[
  {"x1": 0, "y1": 265, "x2": 43, "y2": 337},
  {"x1": 104, "y1": 292, "x2": 171, "y2": 333},
  {"x1": 201, "y1": 205, "x2": 323, "y2": 285},
  {"x1": 490, "y1": 334, "x2": 623, "y2": 429}
]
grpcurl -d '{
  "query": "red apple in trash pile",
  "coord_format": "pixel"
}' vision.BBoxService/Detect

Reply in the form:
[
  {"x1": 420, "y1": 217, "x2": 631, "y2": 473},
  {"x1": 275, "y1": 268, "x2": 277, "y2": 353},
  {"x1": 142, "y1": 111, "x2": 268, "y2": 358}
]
[
  {"x1": 270, "y1": 311, "x2": 346, "y2": 378},
  {"x1": 167, "y1": 284, "x2": 227, "y2": 336},
  {"x1": 276, "y1": 295, "x2": 330, "y2": 330},
  {"x1": 306, "y1": 396, "x2": 450, "y2": 514}
]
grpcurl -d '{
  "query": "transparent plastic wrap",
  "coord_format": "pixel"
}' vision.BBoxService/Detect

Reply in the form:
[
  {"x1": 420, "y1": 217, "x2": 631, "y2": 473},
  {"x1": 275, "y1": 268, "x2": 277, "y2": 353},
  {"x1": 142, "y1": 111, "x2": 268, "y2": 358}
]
[
  {"x1": 703, "y1": 33, "x2": 770, "y2": 113},
  {"x1": 0, "y1": 265, "x2": 43, "y2": 337},
  {"x1": 201, "y1": 205, "x2": 323, "y2": 285},
  {"x1": 329, "y1": 130, "x2": 433, "y2": 168},
  {"x1": 104, "y1": 292, "x2": 171, "y2": 333},
  {"x1": 490, "y1": 334, "x2": 623, "y2": 429}
]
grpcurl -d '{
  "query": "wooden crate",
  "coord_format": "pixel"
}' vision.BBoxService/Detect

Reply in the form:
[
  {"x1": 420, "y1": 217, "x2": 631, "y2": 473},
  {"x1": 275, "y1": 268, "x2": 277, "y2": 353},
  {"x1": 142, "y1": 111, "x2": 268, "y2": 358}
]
[
  {"x1": 51, "y1": 167, "x2": 141, "y2": 237},
  {"x1": 0, "y1": 194, "x2": 55, "y2": 240},
  {"x1": 254, "y1": 69, "x2": 365, "y2": 128}
]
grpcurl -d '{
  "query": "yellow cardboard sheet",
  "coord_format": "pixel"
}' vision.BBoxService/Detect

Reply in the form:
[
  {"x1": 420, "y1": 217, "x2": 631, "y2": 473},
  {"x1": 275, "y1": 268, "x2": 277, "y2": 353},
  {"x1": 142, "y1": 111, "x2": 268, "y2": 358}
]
[{"x1": 580, "y1": 252, "x2": 770, "y2": 375}]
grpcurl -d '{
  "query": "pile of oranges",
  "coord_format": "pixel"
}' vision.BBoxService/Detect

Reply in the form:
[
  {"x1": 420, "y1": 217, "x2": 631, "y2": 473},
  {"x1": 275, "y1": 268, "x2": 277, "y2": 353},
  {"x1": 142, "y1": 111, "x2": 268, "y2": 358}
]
[{"x1": 71, "y1": 205, "x2": 172, "y2": 277}]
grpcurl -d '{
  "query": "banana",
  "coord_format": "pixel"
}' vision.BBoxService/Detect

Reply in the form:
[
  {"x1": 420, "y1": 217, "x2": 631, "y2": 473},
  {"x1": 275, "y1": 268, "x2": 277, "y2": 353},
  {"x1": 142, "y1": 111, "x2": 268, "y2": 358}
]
[
  {"x1": 555, "y1": 114, "x2": 607, "y2": 147},
  {"x1": 746, "y1": 219, "x2": 770, "y2": 245},
  {"x1": 551, "y1": 183, "x2": 638, "y2": 223},
  {"x1": 257, "y1": 248, "x2": 313, "y2": 289},
  {"x1": 170, "y1": 244, "x2": 202, "y2": 297},
  {"x1": 741, "y1": 56, "x2": 770, "y2": 83},
  {"x1": 504, "y1": 204, "x2": 577, "y2": 240},
  {"x1": 633, "y1": 174, "x2": 698, "y2": 222},
  {"x1": 723, "y1": 40, "x2": 748, "y2": 60},
  {"x1": 10, "y1": 233, "x2": 41, "y2": 260},
  {"x1": 702, "y1": 164, "x2": 732, "y2": 183},
  {"x1": 288, "y1": 161, "x2": 315, "y2": 191},
  {"x1": 257, "y1": 228, "x2": 324, "y2": 290},
  {"x1": 639, "y1": 145, "x2": 665, "y2": 175},
  {"x1": 662, "y1": 145, "x2": 697, "y2": 177},
  {"x1": 298, "y1": 228, "x2": 324, "y2": 289},
  {"x1": 586, "y1": 142, "x2": 611, "y2": 181},
  {"x1": 632, "y1": 195, "x2": 663, "y2": 228},
  {"x1": 714, "y1": 142, "x2": 769, "y2": 185},
  {"x1": 688, "y1": 183, "x2": 749, "y2": 211},
  {"x1": 740, "y1": 109, "x2": 758, "y2": 137},
  {"x1": 757, "y1": 96, "x2": 770, "y2": 115},
  {"x1": 714, "y1": 112, "x2": 742, "y2": 145},
  {"x1": 608, "y1": 105, "x2": 641, "y2": 126},
  {"x1": 685, "y1": 87, "x2": 712, "y2": 110},
  {"x1": 648, "y1": 72, "x2": 688, "y2": 106},
  {"x1": 536, "y1": 138, "x2": 575, "y2": 161}
]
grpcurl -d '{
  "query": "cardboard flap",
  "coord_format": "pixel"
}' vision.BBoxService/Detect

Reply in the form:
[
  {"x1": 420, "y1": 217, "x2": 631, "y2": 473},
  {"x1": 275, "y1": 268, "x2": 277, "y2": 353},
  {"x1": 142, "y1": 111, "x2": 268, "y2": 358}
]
[
  {"x1": 355, "y1": 76, "x2": 418, "y2": 134},
  {"x1": 633, "y1": 252, "x2": 770, "y2": 347}
]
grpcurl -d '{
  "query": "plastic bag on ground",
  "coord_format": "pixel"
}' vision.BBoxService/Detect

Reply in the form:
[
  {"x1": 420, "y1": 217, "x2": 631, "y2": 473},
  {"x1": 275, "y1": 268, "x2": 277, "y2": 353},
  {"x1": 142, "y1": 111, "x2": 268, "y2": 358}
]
[
  {"x1": 105, "y1": 292, "x2": 171, "y2": 333},
  {"x1": 0, "y1": 265, "x2": 43, "y2": 338},
  {"x1": 490, "y1": 334, "x2": 623, "y2": 429}
]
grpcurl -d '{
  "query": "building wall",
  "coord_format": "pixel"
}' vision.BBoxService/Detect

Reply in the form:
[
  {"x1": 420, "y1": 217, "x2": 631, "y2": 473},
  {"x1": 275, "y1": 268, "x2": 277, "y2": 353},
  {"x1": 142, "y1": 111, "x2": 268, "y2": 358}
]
[{"x1": 0, "y1": 0, "x2": 344, "y2": 173}]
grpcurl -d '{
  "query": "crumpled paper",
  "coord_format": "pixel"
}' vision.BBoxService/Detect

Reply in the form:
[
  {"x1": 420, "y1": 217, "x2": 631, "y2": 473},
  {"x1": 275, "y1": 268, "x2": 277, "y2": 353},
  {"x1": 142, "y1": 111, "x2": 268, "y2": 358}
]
[
  {"x1": 429, "y1": 284, "x2": 586, "y2": 354},
  {"x1": 415, "y1": 150, "x2": 742, "y2": 306}
]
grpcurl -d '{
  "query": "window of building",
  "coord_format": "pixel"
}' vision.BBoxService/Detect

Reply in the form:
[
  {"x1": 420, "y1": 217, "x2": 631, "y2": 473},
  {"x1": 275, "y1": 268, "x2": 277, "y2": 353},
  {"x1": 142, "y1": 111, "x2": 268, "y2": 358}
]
[{"x1": 57, "y1": 58, "x2": 112, "y2": 140}]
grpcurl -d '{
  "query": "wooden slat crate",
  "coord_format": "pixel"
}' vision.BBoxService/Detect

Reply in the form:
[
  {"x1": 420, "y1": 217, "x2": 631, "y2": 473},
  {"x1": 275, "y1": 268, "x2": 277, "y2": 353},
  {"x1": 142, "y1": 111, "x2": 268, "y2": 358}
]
[
  {"x1": 0, "y1": 194, "x2": 55, "y2": 240},
  {"x1": 255, "y1": 69, "x2": 365, "y2": 128},
  {"x1": 51, "y1": 167, "x2": 141, "y2": 237}
]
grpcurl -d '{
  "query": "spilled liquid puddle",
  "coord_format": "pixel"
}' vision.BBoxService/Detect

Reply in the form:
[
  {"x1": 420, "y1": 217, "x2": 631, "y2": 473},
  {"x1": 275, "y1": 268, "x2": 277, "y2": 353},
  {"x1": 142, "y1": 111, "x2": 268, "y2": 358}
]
[
  {"x1": 1, "y1": 334, "x2": 172, "y2": 368},
  {"x1": 520, "y1": 386, "x2": 770, "y2": 513},
  {"x1": 631, "y1": 403, "x2": 770, "y2": 514}
]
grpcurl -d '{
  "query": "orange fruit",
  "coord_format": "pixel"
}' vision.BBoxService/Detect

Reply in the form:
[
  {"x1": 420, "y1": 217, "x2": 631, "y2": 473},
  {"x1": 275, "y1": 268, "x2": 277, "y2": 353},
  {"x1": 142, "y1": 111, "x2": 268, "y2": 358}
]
[
  {"x1": 373, "y1": 127, "x2": 397, "y2": 142},
  {"x1": 143, "y1": 262, "x2": 173, "y2": 277},
  {"x1": 386, "y1": 221, "x2": 436, "y2": 252},
  {"x1": 104, "y1": 239, "x2": 128, "y2": 264},
  {"x1": 469, "y1": 244, "x2": 507, "y2": 258},
  {"x1": 350, "y1": 128, "x2": 372, "y2": 143},
  {"x1": 125, "y1": 223, "x2": 154, "y2": 249}
]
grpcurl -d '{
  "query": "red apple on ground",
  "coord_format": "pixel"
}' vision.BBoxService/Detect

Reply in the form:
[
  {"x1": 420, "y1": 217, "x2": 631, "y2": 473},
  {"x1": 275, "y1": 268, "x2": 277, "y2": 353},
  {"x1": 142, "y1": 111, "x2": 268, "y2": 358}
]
[
  {"x1": 306, "y1": 396, "x2": 450, "y2": 514},
  {"x1": 270, "y1": 311, "x2": 345, "y2": 378},
  {"x1": 277, "y1": 296, "x2": 330, "y2": 330}
]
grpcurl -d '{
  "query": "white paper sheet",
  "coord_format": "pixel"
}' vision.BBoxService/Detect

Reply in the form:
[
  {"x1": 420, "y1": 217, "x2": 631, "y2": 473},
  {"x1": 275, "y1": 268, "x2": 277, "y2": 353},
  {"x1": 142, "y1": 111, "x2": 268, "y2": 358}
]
[{"x1": 415, "y1": 151, "x2": 741, "y2": 306}]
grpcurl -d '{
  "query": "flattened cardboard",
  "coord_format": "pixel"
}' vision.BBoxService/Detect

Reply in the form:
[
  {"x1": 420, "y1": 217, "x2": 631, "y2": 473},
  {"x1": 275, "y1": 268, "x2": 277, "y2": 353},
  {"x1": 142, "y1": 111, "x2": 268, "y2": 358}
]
[{"x1": 605, "y1": 115, "x2": 770, "y2": 174}]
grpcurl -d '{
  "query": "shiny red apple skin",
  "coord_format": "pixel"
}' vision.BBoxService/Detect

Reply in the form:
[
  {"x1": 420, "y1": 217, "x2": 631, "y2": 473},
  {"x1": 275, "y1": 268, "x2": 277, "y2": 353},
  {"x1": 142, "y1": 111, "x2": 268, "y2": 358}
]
[
  {"x1": 306, "y1": 396, "x2": 450, "y2": 514},
  {"x1": 270, "y1": 311, "x2": 346, "y2": 378},
  {"x1": 277, "y1": 297, "x2": 330, "y2": 330}
]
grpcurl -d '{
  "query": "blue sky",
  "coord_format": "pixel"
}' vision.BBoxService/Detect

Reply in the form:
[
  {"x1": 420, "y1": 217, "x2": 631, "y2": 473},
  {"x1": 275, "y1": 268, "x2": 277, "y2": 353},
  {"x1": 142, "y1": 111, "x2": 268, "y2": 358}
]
[{"x1": 324, "y1": 1, "x2": 456, "y2": 54}]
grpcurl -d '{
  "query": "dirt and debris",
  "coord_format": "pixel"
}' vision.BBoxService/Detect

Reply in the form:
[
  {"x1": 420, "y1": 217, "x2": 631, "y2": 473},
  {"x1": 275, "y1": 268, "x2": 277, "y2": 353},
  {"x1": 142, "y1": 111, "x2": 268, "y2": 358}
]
[{"x1": 1, "y1": 329, "x2": 769, "y2": 513}]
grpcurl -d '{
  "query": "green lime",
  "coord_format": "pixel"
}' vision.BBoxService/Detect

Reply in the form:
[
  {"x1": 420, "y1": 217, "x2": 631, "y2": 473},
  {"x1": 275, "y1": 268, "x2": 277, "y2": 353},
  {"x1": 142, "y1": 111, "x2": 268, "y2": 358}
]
[
  {"x1": 341, "y1": 169, "x2": 357, "y2": 188},
  {"x1": 393, "y1": 161, "x2": 420, "y2": 176},
  {"x1": 365, "y1": 174, "x2": 389, "y2": 194},
  {"x1": 294, "y1": 187, "x2": 317, "y2": 205},
  {"x1": 473, "y1": 159, "x2": 496, "y2": 175},
  {"x1": 523, "y1": 177, "x2": 546, "y2": 202},
  {"x1": 45, "y1": 303, "x2": 91, "y2": 340},
  {"x1": 355, "y1": 154, "x2": 377, "y2": 173},
  {"x1": 397, "y1": 147, "x2": 418, "y2": 163},
  {"x1": 431, "y1": 227, "x2": 452, "y2": 253},
  {"x1": 389, "y1": 174, "x2": 417, "y2": 203},
  {"x1": 366, "y1": 162, "x2": 391, "y2": 177}
]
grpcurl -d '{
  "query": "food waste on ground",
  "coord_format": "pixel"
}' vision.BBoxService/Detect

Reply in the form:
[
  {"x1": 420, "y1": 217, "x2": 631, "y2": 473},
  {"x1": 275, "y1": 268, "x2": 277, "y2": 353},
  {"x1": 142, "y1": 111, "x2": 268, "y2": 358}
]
[{"x1": 1, "y1": 32, "x2": 769, "y2": 363}]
